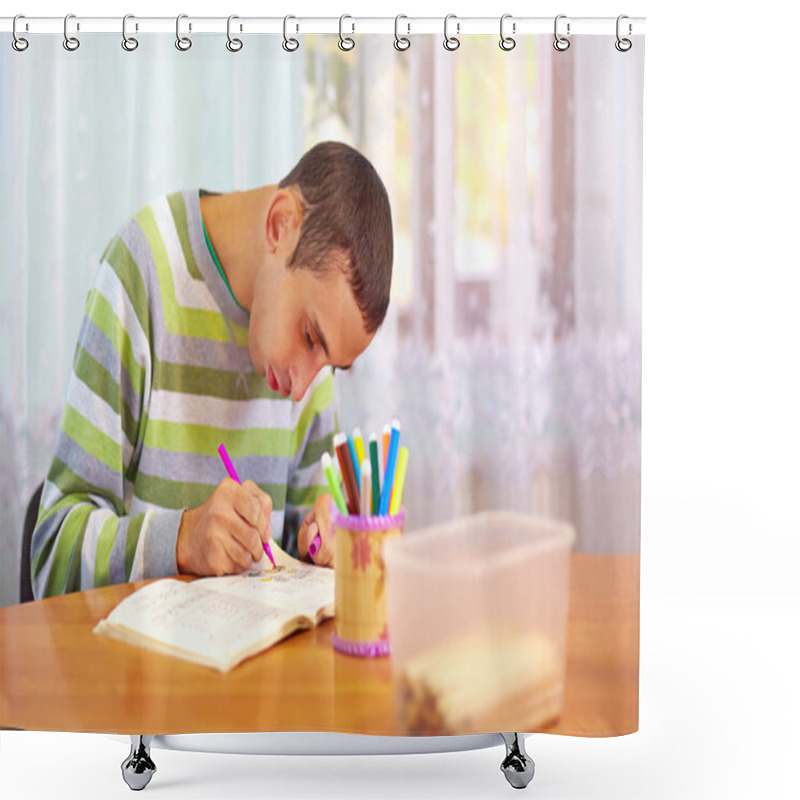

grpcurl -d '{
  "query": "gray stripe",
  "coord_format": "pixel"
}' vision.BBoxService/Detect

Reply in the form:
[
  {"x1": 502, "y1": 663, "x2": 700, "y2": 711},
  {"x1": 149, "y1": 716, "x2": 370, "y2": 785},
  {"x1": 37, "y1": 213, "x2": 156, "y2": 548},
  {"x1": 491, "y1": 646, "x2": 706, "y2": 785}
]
[
  {"x1": 108, "y1": 515, "x2": 131, "y2": 585},
  {"x1": 143, "y1": 509, "x2": 182, "y2": 580},
  {"x1": 53, "y1": 429, "x2": 124, "y2": 504},
  {"x1": 136, "y1": 450, "x2": 291, "y2": 486}
]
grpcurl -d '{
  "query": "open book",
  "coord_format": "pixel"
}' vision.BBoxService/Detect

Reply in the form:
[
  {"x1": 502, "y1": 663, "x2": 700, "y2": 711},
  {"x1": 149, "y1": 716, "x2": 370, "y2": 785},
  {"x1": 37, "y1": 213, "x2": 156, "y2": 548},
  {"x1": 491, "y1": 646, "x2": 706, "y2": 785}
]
[{"x1": 93, "y1": 543, "x2": 334, "y2": 672}]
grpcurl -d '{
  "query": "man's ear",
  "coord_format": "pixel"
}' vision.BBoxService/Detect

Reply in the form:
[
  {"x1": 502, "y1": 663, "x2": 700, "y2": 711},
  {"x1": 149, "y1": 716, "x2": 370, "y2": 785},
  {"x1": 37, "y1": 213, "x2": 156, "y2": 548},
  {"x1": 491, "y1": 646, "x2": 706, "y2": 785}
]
[{"x1": 265, "y1": 189, "x2": 303, "y2": 254}]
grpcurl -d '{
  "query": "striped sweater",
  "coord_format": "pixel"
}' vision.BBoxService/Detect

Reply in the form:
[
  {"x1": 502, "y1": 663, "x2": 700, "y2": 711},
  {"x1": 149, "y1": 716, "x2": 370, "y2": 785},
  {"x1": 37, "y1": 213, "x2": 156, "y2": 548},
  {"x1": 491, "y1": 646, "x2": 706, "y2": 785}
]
[{"x1": 31, "y1": 189, "x2": 337, "y2": 598}]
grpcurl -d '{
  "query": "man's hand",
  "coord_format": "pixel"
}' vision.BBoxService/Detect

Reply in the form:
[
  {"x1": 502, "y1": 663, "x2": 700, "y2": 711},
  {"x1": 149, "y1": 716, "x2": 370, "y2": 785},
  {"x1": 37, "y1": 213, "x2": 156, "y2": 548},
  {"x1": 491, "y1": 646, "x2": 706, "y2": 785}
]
[
  {"x1": 297, "y1": 494, "x2": 334, "y2": 567},
  {"x1": 176, "y1": 478, "x2": 273, "y2": 576}
]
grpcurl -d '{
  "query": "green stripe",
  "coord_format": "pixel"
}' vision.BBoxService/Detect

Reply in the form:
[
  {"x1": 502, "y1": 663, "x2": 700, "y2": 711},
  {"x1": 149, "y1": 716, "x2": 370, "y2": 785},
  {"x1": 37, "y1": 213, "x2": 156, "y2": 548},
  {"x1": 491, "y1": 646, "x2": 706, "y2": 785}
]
[
  {"x1": 94, "y1": 515, "x2": 117, "y2": 587},
  {"x1": 153, "y1": 359, "x2": 277, "y2": 399},
  {"x1": 73, "y1": 344, "x2": 139, "y2": 449},
  {"x1": 167, "y1": 193, "x2": 202, "y2": 280},
  {"x1": 101, "y1": 236, "x2": 151, "y2": 336},
  {"x1": 298, "y1": 431, "x2": 336, "y2": 470},
  {"x1": 286, "y1": 483, "x2": 326, "y2": 508},
  {"x1": 62, "y1": 404, "x2": 121, "y2": 473},
  {"x1": 125, "y1": 513, "x2": 146, "y2": 580},
  {"x1": 64, "y1": 522, "x2": 89, "y2": 594},
  {"x1": 142, "y1": 417, "x2": 291, "y2": 456},
  {"x1": 136, "y1": 205, "x2": 249, "y2": 345},
  {"x1": 45, "y1": 505, "x2": 92, "y2": 597},
  {"x1": 291, "y1": 373, "x2": 335, "y2": 457},
  {"x1": 133, "y1": 470, "x2": 288, "y2": 511},
  {"x1": 86, "y1": 287, "x2": 146, "y2": 396}
]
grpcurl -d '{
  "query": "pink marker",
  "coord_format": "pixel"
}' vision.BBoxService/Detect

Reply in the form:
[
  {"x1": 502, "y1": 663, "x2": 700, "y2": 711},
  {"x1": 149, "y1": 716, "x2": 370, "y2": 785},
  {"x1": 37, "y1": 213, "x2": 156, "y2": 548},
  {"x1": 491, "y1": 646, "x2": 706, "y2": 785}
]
[
  {"x1": 309, "y1": 532, "x2": 322, "y2": 559},
  {"x1": 218, "y1": 443, "x2": 277, "y2": 569}
]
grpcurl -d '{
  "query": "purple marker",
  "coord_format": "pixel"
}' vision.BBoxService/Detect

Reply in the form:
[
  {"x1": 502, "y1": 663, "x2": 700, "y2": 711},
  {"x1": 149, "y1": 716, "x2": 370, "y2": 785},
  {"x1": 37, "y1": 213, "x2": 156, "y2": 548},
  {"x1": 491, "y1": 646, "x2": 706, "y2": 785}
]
[
  {"x1": 218, "y1": 443, "x2": 277, "y2": 569},
  {"x1": 309, "y1": 532, "x2": 322, "y2": 559}
]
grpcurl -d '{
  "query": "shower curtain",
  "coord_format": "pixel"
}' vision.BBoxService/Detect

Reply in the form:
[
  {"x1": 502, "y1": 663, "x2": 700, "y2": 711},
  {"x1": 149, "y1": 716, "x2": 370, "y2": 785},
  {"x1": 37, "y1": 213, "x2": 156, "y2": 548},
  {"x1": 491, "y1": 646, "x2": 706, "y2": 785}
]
[{"x1": 1, "y1": 20, "x2": 643, "y2": 738}]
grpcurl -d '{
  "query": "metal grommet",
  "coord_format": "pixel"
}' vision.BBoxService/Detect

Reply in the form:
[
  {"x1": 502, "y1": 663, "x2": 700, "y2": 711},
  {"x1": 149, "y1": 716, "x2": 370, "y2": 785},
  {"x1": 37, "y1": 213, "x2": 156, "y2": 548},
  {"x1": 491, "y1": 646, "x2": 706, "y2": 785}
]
[
  {"x1": 282, "y1": 15, "x2": 299, "y2": 51},
  {"x1": 553, "y1": 14, "x2": 570, "y2": 52},
  {"x1": 615, "y1": 15, "x2": 632, "y2": 52},
  {"x1": 226, "y1": 15, "x2": 243, "y2": 52},
  {"x1": 122, "y1": 14, "x2": 138, "y2": 51},
  {"x1": 443, "y1": 14, "x2": 460, "y2": 51},
  {"x1": 338, "y1": 15, "x2": 355, "y2": 51},
  {"x1": 12, "y1": 15, "x2": 29, "y2": 52},
  {"x1": 394, "y1": 14, "x2": 410, "y2": 51},
  {"x1": 63, "y1": 13, "x2": 80, "y2": 51},
  {"x1": 176, "y1": 13, "x2": 192, "y2": 51},
  {"x1": 499, "y1": 14, "x2": 515, "y2": 51}
]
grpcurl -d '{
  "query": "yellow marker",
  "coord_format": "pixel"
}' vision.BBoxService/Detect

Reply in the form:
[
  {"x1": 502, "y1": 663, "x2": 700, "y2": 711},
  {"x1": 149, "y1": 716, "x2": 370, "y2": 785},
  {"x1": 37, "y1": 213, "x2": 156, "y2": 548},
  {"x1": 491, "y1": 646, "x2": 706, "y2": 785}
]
[
  {"x1": 353, "y1": 428, "x2": 367, "y2": 474},
  {"x1": 389, "y1": 447, "x2": 409, "y2": 515}
]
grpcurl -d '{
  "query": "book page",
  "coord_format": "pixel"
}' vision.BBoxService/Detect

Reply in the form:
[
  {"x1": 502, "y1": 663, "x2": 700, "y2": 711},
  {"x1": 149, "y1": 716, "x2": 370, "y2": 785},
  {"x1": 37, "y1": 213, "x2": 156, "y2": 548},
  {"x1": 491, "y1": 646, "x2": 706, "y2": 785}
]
[
  {"x1": 95, "y1": 579, "x2": 298, "y2": 669},
  {"x1": 200, "y1": 560, "x2": 335, "y2": 620}
]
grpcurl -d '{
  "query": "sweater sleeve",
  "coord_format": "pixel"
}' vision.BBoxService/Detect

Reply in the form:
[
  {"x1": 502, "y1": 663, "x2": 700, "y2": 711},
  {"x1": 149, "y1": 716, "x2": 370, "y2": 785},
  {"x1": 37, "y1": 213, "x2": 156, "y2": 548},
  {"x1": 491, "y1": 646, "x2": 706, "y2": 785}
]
[
  {"x1": 31, "y1": 234, "x2": 181, "y2": 598},
  {"x1": 280, "y1": 368, "x2": 338, "y2": 557}
]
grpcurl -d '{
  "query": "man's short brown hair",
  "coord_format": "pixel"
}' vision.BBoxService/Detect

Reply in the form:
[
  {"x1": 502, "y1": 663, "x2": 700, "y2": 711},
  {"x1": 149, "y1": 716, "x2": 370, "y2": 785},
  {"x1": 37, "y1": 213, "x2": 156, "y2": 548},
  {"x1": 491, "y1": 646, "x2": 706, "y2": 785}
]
[{"x1": 279, "y1": 141, "x2": 393, "y2": 334}]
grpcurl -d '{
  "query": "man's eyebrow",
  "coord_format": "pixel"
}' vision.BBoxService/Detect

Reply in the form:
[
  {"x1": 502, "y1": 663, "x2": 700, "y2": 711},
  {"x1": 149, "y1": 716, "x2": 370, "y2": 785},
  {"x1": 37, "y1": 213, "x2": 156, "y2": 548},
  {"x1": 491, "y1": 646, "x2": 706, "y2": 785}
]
[{"x1": 311, "y1": 315, "x2": 353, "y2": 371}]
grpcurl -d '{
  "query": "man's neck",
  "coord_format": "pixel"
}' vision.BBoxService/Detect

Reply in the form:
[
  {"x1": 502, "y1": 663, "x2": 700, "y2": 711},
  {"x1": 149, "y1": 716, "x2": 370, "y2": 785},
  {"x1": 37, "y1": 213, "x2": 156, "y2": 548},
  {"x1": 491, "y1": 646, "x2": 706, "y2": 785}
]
[{"x1": 200, "y1": 185, "x2": 275, "y2": 311}]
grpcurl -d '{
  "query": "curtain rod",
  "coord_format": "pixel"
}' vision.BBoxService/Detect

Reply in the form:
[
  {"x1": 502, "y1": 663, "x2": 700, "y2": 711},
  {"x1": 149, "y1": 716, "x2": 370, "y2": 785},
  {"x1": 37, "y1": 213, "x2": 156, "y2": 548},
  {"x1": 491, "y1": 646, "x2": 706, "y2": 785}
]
[{"x1": 1, "y1": 16, "x2": 646, "y2": 37}]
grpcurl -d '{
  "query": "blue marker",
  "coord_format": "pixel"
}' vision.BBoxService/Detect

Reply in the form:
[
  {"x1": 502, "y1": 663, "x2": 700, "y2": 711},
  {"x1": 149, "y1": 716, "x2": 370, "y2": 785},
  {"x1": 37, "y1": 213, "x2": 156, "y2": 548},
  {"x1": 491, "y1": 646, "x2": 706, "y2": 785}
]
[
  {"x1": 378, "y1": 420, "x2": 401, "y2": 515},
  {"x1": 347, "y1": 435, "x2": 361, "y2": 488}
]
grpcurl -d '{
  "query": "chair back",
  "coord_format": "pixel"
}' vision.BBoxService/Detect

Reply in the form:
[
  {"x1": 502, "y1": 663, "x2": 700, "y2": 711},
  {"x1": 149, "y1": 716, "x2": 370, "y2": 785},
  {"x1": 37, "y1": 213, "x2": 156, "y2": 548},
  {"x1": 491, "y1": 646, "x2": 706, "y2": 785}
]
[{"x1": 20, "y1": 482, "x2": 44, "y2": 603}]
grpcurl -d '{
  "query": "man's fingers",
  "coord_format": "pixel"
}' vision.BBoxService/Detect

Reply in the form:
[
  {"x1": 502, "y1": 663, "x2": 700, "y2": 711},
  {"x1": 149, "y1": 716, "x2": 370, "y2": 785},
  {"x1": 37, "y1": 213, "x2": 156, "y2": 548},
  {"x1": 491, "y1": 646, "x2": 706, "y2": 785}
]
[
  {"x1": 228, "y1": 514, "x2": 265, "y2": 563},
  {"x1": 222, "y1": 533, "x2": 258, "y2": 572},
  {"x1": 234, "y1": 482, "x2": 266, "y2": 532}
]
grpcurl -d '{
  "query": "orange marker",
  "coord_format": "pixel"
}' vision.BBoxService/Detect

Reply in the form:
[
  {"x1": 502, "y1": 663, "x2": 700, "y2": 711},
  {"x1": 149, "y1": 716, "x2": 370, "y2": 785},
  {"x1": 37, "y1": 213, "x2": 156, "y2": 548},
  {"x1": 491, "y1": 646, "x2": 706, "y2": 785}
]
[{"x1": 382, "y1": 423, "x2": 391, "y2": 473}]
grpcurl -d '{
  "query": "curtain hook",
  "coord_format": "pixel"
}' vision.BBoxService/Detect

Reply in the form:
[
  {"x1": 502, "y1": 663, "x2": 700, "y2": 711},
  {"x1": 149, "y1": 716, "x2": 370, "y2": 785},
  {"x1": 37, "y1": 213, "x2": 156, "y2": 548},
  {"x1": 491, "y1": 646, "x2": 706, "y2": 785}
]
[
  {"x1": 553, "y1": 14, "x2": 570, "y2": 51},
  {"x1": 394, "y1": 14, "x2": 410, "y2": 51},
  {"x1": 499, "y1": 14, "x2": 516, "y2": 51},
  {"x1": 122, "y1": 14, "x2": 138, "y2": 51},
  {"x1": 282, "y1": 15, "x2": 299, "y2": 51},
  {"x1": 176, "y1": 13, "x2": 192, "y2": 51},
  {"x1": 615, "y1": 15, "x2": 632, "y2": 52},
  {"x1": 63, "y1": 13, "x2": 80, "y2": 51},
  {"x1": 12, "y1": 14, "x2": 29, "y2": 52},
  {"x1": 226, "y1": 14, "x2": 243, "y2": 52},
  {"x1": 443, "y1": 14, "x2": 460, "y2": 51},
  {"x1": 339, "y1": 14, "x2": 355, "y2": 51}
]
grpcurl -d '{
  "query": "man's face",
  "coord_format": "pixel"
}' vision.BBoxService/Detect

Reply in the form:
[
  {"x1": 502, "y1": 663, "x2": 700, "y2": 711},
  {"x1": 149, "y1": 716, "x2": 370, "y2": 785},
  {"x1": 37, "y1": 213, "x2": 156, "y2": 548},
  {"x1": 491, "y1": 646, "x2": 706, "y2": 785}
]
[{"x1": 248, "y1": 259, "x2": 374, "y2": 402}]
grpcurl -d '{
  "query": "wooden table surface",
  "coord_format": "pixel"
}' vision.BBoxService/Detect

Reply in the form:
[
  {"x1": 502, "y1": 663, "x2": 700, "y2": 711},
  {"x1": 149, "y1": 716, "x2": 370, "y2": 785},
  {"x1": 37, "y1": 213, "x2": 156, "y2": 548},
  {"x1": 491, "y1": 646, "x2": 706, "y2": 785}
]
[{"x1": 0, "y1": 554, "x2": 639, "y2": 737}]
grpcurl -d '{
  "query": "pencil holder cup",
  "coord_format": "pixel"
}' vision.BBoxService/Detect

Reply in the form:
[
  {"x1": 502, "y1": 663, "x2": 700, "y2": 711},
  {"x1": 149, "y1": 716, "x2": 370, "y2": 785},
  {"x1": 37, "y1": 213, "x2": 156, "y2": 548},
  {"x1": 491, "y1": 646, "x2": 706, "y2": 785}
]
[{"x1": 332, "y1": 506, "x2": 405, "y2": 658}]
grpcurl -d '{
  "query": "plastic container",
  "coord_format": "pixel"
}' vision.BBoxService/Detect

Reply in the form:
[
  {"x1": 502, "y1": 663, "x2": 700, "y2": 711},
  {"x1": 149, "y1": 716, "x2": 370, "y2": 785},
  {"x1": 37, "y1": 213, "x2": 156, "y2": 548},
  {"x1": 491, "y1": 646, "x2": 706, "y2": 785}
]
[{"x1": 383, "y1": 511, "x2": 575, "y2": 735}]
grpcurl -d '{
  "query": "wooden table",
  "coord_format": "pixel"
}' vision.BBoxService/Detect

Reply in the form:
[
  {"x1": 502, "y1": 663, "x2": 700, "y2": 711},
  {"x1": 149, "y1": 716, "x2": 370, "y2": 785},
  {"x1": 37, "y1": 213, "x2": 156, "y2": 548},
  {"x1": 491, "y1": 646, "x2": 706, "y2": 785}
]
[{"x1": 0, "y1": 554, "x2": 639, "y2": 737}]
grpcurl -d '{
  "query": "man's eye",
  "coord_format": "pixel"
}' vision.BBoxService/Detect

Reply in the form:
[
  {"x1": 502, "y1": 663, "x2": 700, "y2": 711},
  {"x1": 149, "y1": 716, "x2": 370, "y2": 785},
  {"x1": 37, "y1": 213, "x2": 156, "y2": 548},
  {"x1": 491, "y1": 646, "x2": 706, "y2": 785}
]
[{"x1": 305, "y1": 331, "x2": 314, "y2": 349}]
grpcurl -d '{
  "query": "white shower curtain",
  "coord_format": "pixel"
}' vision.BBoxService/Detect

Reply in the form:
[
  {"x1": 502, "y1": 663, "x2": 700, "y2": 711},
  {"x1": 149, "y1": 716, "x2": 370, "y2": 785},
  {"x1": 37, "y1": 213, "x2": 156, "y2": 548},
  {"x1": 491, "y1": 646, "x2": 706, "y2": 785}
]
[{"x1": 1, "y1": 31, "x2": 643, "y2": 606}]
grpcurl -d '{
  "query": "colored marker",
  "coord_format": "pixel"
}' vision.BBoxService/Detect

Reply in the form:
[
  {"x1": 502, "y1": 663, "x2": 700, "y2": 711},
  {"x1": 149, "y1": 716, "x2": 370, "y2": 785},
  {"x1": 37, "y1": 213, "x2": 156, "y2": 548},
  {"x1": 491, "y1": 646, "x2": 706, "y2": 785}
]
[
  {"x1": 382, "y1": 424, "x2": 391, "y2": 473},
  {"x1": 353, "y1": 428, "x2": 367, "y2": 475},
  {"x1": 218, "y1": 443, "x2": 276, "y2": 569},
  {"x1": 360, "y1": 459, "x2": 372, "y2": 517},
  {"x1": 347, "y1": 434, "x2": 361, "y2": 488},
  {"x1": 378, "y1": 420, "x2": 401, "y2": 515},
  {"x1": 389, "y1": 447, "x2": 409, "y2": 515},
  {"x1": 334, "y1": 432, "x2": 359, "y2": 514},
  {"x1": 368, "y1": 434, "x2": 381, "y2": 515},
  {"x1": 321, "y1": 452, "x2": 348, "y2": 514}
]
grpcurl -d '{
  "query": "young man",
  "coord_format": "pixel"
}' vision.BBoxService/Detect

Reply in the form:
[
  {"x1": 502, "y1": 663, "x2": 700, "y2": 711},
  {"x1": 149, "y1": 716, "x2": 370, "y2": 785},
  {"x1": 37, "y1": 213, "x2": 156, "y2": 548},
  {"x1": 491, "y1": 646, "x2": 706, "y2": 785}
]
[{"x1": 31, "y1": 141, "x2": 393, "y2": 598}]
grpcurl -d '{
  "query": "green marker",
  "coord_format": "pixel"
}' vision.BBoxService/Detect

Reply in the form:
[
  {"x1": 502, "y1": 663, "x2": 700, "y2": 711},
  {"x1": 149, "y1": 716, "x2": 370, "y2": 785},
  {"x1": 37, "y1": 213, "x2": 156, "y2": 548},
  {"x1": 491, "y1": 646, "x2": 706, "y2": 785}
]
[
  {"x1": 369, "y1": 434, "x2": 381, "y2": 515},
  {"x1": 321, "y1": 452, "x2": 348, "y2": 514}
]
